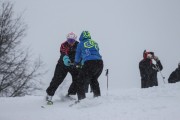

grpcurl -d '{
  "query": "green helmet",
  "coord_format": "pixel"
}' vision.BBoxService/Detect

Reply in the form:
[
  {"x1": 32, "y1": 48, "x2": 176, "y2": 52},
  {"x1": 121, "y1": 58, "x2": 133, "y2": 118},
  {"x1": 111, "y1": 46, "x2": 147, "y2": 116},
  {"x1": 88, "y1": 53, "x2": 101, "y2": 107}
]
[{"x1": 79, "y1": 31, "x2": 91, "y2": 41}]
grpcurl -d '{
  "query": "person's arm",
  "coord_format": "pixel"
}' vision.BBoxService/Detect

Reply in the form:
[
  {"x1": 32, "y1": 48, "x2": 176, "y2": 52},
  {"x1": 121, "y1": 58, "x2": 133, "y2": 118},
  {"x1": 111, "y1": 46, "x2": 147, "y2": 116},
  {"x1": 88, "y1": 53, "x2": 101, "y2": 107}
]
[
  {"x1": 139, "y1": 63, "x2": 146, "y2": 80},
  {"x1": 139, "y1": 61, "x2": 151, "y2": 80},
  {"x1": 59, "y1": 42, "x2": 71, "y2": 66},
  {"x1": 75, "y1": 43, "x2": 82, "y2": 64},
  {"x1": 156, "y1": 60, "x2": 163, "y2": 71},
  {"x1": 60, "y1": 42, "x2": 69, "y2": 58},
  {"x1": 153, "y1": 56, "x2": 163, "y2": 71}
]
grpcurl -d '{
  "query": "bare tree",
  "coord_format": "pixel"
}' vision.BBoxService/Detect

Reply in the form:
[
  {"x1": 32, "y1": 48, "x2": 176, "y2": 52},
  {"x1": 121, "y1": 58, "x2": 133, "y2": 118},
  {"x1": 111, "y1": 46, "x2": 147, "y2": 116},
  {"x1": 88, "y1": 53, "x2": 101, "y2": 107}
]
[{"x1": 0, "y1": 1, "x2": 44, "y2": 97}]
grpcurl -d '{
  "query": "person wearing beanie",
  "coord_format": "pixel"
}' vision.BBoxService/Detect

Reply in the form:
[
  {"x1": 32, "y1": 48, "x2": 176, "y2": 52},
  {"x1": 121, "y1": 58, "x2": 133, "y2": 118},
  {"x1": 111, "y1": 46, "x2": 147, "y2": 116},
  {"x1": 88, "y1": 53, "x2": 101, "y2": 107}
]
[
  {"x1": 139, "y1": 50, "x2": 163, "y2": 88},
  {"x1": 168, "y1": 62, "x2": 180, "y2": 83}
]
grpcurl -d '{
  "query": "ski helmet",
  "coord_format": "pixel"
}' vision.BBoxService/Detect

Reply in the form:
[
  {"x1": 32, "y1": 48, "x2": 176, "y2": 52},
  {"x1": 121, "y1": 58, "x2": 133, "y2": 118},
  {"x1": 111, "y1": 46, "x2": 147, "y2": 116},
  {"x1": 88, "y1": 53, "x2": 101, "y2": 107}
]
[
  {"x1": 79, "y1": 31, "x2": 91, "y2": 41},
  {"x1": 143, "y1": 50, "x2": 154, "y2": 59},
  {"x1": 66, "y1": 32, "x2": 77, "y2": 44}
]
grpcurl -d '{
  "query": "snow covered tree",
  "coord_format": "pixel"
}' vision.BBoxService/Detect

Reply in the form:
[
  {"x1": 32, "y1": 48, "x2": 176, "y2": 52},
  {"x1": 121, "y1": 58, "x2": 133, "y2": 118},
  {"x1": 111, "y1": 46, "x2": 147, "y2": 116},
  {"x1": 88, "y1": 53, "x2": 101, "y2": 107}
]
[{"x1": 0, "y1": 1, "x2": 44, "y2": 97}]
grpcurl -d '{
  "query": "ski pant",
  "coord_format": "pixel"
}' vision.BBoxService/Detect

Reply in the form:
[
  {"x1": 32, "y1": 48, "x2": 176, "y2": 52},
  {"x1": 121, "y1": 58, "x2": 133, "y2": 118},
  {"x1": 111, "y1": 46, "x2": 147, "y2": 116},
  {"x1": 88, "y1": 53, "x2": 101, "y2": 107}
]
[
  {"x1": 141, "y1": 77, "x2": 158, "y2": 88},
  {"x1": 76, "y1": 60, "x2": 103, "y2": 100},
  {"x1": 46, "y1": 61, "x2": 79, "y2": 96},
  {"x1": 141, "y1": 79, "x2": 149, "y2": 88},
  {"x1": 84, "y1": 79, "x2": 93, "y2": 93}
]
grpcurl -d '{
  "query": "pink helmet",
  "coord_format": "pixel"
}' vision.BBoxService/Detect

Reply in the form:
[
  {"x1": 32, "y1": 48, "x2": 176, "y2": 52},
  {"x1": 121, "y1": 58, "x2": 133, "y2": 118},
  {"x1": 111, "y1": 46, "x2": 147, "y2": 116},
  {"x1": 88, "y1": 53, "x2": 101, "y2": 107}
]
[
  {"x1": 66, "y1": 32, "x2": 77, "y2": 44},
  {"x1": 66, "y1": 32, "x2": 77, "y2": 40}
]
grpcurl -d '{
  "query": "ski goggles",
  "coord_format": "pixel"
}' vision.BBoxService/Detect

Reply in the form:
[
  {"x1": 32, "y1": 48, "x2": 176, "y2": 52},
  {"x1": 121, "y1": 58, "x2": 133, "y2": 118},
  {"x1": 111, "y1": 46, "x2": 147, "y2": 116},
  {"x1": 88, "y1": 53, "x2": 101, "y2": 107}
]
[{"x1": 67, "y1": 38, "x2": 75, "y2": 44}]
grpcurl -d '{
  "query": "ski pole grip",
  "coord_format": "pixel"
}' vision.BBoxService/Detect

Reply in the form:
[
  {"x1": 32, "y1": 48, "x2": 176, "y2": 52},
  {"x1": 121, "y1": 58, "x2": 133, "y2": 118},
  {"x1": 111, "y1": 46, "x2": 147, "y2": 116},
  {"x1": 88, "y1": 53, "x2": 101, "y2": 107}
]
[{"x1": 105, "y1": 69, "x2": 109, "y2": 76}]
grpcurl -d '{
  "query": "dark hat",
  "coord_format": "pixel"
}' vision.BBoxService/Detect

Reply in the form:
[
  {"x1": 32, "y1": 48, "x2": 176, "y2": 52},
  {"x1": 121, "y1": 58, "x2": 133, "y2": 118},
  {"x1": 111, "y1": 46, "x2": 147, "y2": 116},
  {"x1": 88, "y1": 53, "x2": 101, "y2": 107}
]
[{"x1": 143, "y1": 50, "x2": 154, "y2": 59}]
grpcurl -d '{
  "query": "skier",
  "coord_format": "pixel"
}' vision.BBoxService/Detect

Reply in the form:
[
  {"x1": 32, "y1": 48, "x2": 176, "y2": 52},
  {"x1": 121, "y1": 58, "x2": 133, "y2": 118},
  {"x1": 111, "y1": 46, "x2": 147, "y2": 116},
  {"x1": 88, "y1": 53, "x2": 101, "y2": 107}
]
[
  {"x1": 46, "y1": 32, "x2": 79, "y2": 103},
  {"x1": 74, "y1": 31, "x2": 103, "y2": 101},
  {"x1": 139, "y1": 50, "x2": 163, "y2": 88},
  {"x1": 168, "y1": 62, "x2": 180, "y2": 83}
]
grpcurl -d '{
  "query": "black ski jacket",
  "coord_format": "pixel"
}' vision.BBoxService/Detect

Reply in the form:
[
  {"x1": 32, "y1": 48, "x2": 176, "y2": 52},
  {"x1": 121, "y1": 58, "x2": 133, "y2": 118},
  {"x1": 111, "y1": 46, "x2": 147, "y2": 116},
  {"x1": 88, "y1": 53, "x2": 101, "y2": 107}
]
[
  {"x1": 59, "y1": 41, "x2": 79, "y2": 63},
  {"x1": 168, "y1": 68, "x2": 180, "y2": 83},
  {"x1": 139, "y1": 59, "x2": 163, "y2": 87}
]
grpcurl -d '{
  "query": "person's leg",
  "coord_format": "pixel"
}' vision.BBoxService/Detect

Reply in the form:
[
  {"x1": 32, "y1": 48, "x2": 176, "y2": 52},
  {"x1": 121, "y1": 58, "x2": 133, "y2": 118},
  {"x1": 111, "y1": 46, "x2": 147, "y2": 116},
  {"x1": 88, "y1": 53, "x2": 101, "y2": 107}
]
[
  {"x1": 147, "y1": 78, "x2": 153, "y2": 88},
  {"x1": 46, "y1": 62, "x2": 68, "y2": 96},
  {"x1": 67, "y1": 67, "x2": 79, "y2": 95},
  {"x1": 76, "y1": 60, "x2": 103, "y2": 100},
  {"x1": 141, "y1": 79, "x2": 146, "y2": 88},
  {"x1": 90, "y1": 82, "x2": 93, "y2": 93},
  {"x1": 90, "y1": 60, "x2": 103, "y2": 97},
  {"x1": 84, "y1": 78, "x2": 91, "y2": 93},
  {"x1": 76, "y1": 65, "x2": 89, "y2": 100},
  {"x1": 152, "y1": 79, "x2": 158, "y2": 87}
]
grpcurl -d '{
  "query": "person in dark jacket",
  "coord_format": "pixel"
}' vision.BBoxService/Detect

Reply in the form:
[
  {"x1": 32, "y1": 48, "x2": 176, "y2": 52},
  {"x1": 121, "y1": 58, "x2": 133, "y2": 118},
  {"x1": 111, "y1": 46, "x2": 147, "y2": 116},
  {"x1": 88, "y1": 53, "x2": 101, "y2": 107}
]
[
  {"x1": 168, "y1": 62, "x2": 180, "y2": 83},
  {"x1": 75, "y1": 31, "x2": 103, "y2": 101},
  {"x1": 46, "y1": 32, "x2": 79, "y2": 102},
  {"x1": 139, "y1": 50, "x2": 163, "y2": 88}
]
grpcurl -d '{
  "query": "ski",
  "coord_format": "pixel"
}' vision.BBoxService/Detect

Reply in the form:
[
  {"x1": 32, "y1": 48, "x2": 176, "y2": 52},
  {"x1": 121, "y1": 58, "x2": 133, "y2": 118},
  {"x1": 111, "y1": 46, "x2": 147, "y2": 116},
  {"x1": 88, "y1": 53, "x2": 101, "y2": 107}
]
[
  {"x1": 69, "y1": 100, "x2": 80, "y2": 107},
  {"x1": 60, "y1": 94, "x2": 77, "y2": 102},
  {"x1": 65, "y1": 95, "x2": 76, "y2": 100},
  {"x1": 41, "y1": 105, "x2": 45, "y2": 108}
]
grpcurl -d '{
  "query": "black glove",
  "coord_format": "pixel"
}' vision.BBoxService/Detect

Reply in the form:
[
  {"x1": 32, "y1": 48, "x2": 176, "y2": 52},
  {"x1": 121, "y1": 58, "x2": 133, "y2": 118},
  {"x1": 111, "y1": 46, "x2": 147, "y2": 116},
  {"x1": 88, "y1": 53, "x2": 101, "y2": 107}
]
[
  {"x1": 74, "y1": 62, "x2": 82, "y2": 69},
  {"x1": 153, "y1": 56, "x2": 159, "y2": 62}
]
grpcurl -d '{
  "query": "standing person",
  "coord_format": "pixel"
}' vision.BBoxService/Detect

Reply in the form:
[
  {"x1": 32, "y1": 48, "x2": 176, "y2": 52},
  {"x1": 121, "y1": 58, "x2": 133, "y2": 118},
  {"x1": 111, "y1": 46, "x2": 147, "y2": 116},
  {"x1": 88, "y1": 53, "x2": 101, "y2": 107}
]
[
  {"x1": 139, "y1": 50, "x2": 163, "y2": 88},
  {"x1": 46, "y1": 32, "x2": 79, "y2": 103},
  {"x1": 75, "y1": 31, "x2": 103, "y2": 101},
  {"x1": 168, "y1": 62, "x2": 180, "y2": 83}
]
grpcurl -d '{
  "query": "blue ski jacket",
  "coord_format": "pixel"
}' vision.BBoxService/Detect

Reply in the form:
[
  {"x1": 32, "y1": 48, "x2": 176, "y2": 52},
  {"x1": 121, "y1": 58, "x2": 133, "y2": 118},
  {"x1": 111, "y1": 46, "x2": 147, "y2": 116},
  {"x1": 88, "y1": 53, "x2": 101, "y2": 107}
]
[{"x1": 75, "y1": 32, "x2": 102, "y2": 64}]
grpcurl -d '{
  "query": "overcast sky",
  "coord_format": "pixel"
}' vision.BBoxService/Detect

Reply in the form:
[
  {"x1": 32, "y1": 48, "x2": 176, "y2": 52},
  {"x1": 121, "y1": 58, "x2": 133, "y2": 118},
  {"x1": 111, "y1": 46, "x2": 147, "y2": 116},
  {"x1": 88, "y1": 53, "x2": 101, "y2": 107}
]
[{"x1": 11, "y1": 0, "x2": 180, "y2": 90}]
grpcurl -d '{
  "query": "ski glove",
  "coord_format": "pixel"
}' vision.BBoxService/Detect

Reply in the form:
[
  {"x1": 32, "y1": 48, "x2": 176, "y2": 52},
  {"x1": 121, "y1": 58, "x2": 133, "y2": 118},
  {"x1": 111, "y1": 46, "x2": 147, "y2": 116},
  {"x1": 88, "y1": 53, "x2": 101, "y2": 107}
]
[
  {"x1": 153, "y1": 56, "x2": 159, "y2": 61},
  {"x1": 147, "y1": 54, "x2": 153, "y2": 59},
  {"x1": 63, "y1": 55, "x2": 71, "y2": 66}
]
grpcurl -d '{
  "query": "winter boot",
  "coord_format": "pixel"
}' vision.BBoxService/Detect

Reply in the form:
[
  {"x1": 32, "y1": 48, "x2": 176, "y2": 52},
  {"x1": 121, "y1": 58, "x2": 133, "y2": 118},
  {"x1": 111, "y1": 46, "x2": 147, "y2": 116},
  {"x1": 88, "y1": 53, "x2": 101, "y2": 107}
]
[{"x1": 46, "y1": 95, "x2": 53, "y2": 105}]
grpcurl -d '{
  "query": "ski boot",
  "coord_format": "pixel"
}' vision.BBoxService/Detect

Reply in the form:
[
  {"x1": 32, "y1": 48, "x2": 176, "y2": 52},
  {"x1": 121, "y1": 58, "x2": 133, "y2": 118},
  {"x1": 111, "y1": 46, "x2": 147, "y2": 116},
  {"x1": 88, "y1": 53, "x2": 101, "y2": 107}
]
[{"x1": 46, "y1": 95, "x2": 53, "y2": 105}]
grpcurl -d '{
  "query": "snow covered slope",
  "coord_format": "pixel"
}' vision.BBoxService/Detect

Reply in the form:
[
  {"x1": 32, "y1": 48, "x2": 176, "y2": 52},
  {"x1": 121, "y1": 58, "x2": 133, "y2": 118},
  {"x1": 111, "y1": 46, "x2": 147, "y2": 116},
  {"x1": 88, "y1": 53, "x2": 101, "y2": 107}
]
[{"x1": 0, "y1": 83, "x2": 180, "y2": 120}]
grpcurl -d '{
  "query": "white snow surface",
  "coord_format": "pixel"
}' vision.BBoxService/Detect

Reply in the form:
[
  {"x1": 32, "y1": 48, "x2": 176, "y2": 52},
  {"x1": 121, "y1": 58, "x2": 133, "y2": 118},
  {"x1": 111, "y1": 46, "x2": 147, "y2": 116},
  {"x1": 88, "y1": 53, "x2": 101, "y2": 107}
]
[{"x1": 1, "y1": 83, "x2": 180, "y2": 120}]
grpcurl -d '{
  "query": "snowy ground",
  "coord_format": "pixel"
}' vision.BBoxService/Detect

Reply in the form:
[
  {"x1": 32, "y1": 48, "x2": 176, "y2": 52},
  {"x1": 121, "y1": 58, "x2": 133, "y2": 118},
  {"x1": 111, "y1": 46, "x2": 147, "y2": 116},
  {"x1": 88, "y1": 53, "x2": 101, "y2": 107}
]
[{"x1": 0, "y1": 83, "x2": 180, "y2": 120}]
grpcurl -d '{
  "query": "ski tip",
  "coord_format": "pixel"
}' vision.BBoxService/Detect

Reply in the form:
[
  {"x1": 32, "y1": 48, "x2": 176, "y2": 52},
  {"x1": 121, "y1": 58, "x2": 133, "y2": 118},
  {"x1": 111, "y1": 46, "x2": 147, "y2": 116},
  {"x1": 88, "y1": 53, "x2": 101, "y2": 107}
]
[{"x1": 41, "y1": 106, "x2": 45, "y2": 108}]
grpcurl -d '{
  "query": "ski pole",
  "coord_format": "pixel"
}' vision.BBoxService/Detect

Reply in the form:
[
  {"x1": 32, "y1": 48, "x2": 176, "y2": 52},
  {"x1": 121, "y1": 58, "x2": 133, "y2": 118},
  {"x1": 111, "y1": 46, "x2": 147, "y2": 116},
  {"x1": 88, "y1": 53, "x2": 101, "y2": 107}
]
[
  {"x1": 105, "y1": 69, "x2": 109, "y2": 91},
  {"x1": 155, "y1": 65, "x2": 165, "y2": 84}
]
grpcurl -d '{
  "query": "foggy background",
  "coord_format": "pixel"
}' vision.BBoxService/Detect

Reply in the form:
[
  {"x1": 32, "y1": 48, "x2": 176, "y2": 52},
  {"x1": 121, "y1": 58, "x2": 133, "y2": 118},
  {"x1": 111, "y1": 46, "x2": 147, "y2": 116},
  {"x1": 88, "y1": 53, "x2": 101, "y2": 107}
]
[{"x1": 11, "y1": 0, "x2": 180, "y2": 91}]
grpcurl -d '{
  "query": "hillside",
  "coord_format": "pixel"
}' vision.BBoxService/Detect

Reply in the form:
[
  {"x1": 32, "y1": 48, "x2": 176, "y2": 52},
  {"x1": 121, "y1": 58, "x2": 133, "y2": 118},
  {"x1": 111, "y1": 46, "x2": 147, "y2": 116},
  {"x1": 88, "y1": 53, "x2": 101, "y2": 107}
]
[{"x1": 0, "y1": 83, "x2": 180, "y2": 120}]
